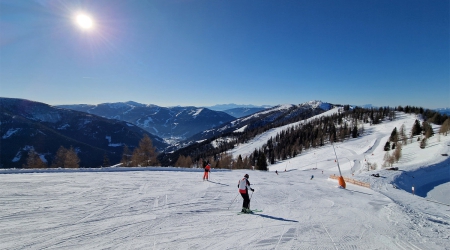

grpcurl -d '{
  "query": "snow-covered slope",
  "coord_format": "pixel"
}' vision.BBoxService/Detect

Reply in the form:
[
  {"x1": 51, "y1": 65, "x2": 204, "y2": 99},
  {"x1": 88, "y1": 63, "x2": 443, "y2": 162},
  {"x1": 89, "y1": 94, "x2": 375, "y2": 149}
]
[
  {"x1": 187, "y1": 100, "x2": 333, "y2": 143},
  {"x1": 229, "y1": 106, "x2": 341, "y2": 159},
  {"x1": 1, "y1": 110, "x2": 449, "y2": 249}
]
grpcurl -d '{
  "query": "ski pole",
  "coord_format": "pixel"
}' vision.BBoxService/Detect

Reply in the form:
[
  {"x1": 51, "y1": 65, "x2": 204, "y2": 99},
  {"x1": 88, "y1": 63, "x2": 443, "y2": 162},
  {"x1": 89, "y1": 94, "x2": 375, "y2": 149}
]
[{"x1": 227, "y1": 193, "x2": 239, "y2": 210}]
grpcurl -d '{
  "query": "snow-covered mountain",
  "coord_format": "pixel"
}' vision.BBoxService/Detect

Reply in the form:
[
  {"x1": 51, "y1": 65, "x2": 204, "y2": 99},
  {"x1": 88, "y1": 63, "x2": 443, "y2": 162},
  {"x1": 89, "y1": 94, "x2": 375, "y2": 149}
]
[
  {"x1": 221, "y1": 107, "x2": 269, "y2": 118},
  {"x1": 186, "y1": 101, "x2": 333, "y2": 143},
  {"x1": 207, "y1": 103, "x2": 272, "y2": 111},
  {"x1": 435, "y1": 107, "x2": 450, "y2": 115},
  {"x1": 58, "y1": 102, "x2": 235, "y2": 143},
  {"x1": 0, "y1": 98, "x2": 167, "y2": 168}
]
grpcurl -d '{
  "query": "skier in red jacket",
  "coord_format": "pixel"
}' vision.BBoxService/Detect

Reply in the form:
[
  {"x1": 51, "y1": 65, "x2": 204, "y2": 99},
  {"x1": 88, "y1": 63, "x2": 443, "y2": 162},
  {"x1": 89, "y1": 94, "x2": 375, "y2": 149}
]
[
  {"x1": 238, "y1": 174, "x2": 254, "y2": 213},
  {"x1": 203, "y1": 163, "x2": 211, "y2": 181}
]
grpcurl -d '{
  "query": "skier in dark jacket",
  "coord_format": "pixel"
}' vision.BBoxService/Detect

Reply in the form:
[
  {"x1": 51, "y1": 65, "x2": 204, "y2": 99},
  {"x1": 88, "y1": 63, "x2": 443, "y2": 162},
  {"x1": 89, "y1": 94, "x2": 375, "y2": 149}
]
[{"x1": 238, "y1": 174, "x2": 254, "y2": 213}]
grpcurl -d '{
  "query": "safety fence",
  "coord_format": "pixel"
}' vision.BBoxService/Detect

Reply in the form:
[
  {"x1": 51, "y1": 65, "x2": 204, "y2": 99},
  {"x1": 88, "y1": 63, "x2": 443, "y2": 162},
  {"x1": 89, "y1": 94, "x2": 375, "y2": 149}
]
[{"x1": 329, "y1": 175, "x2": 370, "y2": 189}]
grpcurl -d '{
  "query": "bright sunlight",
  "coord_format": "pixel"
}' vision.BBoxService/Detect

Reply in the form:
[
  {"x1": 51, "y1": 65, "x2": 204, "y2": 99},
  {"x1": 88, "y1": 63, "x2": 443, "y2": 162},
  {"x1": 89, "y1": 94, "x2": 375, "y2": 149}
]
[{"x1": 75, "y1": 13, "x2": 94, "y2": 30}]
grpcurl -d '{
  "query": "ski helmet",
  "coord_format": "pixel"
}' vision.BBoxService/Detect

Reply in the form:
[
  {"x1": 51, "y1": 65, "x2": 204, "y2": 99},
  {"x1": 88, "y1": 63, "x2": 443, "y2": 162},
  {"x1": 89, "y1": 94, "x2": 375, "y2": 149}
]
[{"x1": 244, "y1": 174, "x2": 249, "y2": 178}]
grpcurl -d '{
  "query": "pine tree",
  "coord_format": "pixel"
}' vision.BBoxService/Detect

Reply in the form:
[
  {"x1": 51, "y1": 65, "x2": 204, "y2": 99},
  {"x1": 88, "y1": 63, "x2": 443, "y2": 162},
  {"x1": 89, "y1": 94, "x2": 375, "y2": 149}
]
[
  {"x1": 236, "y1": 155, "x2": 244, "y2": 169},
  {"x1": 352, "y1": 126, "x2": 358, "y2": 138},
  {"x1": 389, "y1": 127, "x2": 398, "y2": 142},
  {"x1": 256, "y1": 152, "x2": 268, "y2": 171},
  {"x1": 384, "y1": 141, "x2": 391, "y2": 151},
  {"x1": 411, "y1": 120, "x2": 422, "y2": 136}
]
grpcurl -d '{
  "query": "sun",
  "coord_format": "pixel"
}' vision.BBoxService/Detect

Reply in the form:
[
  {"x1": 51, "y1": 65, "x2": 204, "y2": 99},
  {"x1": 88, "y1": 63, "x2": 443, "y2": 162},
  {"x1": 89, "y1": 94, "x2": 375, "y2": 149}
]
[{"x1": 75, "y1": 13, "x2": 94, "y2": 30}]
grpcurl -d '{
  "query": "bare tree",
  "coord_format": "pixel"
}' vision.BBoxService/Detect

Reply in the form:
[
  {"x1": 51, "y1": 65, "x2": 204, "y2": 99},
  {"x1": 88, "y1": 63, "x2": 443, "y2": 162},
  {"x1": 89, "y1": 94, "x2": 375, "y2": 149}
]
[
  {"x1": 393, "y1": 143, "x2": 402, "y2": 162},
  {"x1": 400, "y1": 124, "x2": 407, "y2": 145},
  {"x1": 420, "y1": 138, "x2": 427, "y2": 149},
  {"x1": 121, "y1": 145, "x2": 132, "y2": 167},
  {"x1": 175, "y1": 155, "x2": 192, "y2": 168},
  {"x1": 64, "y1": 146, "x2": 80, "y2": 168},
  {"x1": 23, "y1": 149, "x2": 47, "y2": 169},
  {"x1": 439, "y1": 118, "x2": 450, "y2": 136},
  {"x1": 218, "y1": 152, "x2": 233, "y2": 169},
  {"x1": 131, "y1": 134, "x2": 159, "y2": 167},
  {"x1": 51, "y1": 146, "x2": 68, "y2": 168}
]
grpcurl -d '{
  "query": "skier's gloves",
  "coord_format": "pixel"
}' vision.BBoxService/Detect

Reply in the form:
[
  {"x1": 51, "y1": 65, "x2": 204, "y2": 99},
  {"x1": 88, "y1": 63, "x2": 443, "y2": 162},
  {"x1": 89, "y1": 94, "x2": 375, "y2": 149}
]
[{"x1": 251, "y1": 188, "x2": 254, "y2": 192}]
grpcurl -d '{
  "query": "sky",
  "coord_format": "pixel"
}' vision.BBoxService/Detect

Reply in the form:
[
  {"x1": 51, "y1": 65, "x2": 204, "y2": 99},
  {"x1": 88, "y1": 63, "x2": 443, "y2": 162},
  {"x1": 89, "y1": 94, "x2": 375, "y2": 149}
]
[
  {"x1": 1, "y1": 111, "x2": 449, "y2": 249},
  {"x1": 0, "y1": 0, "x2": 449, "y2": 109}
]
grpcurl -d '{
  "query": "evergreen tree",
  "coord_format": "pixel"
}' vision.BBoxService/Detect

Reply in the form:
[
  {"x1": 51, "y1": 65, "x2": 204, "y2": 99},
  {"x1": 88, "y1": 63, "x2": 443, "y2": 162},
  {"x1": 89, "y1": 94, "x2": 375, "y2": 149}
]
[
  {"x1": 411, "y1": 120, "x2": 422, "y2": 136},
  {"x1": 384, "y1": 141, "x2": 391, "y2": 151},
  {"x1": 236, "y1": 155, "x2": 244, "y2": 169},
  {"x1": 389, "y1": 127, "x2": 398, "y2": 142},
  {"x1": 352, "y1": 126, "x2": 358, "y2": 138},
  {"x1": 256, "y1": 152, "x2": 268, "y2": 171}
]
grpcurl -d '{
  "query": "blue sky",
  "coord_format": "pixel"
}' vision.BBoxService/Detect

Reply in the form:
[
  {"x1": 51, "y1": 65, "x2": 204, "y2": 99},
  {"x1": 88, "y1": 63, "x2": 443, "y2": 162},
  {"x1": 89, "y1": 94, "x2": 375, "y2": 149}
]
[{"x1": 0, "y1": 0, "x2": 448, "y2": 109}]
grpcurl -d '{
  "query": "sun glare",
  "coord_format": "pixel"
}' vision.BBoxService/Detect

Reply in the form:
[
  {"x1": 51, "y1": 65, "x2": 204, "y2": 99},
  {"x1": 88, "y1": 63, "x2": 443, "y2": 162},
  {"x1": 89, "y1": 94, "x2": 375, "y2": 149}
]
[{"x1": 75, "y1": 13, "x2": 94, "y2": 30}]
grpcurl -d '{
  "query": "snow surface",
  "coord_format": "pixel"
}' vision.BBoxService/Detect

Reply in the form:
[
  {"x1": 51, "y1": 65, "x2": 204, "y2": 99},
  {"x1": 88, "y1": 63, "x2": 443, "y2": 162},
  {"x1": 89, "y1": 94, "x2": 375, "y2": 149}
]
[
  {"x1": 1, "y1": 111, "x2": 450, "y2": 249},
  {"x1": 190, "y1": 108, "x2": 203, "y2": 117},
  {"x1": 2, "y1": 128, "x2": 21, "y2": 139}
]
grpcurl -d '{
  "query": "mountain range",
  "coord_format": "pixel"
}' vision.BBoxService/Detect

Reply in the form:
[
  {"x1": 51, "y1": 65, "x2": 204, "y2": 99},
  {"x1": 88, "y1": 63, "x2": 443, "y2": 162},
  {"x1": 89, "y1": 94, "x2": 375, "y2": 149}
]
[
  {"x1": 57, "y1": 102, "x2": 237, "y2": 143},
  {"x1": 1, "y1": 98, "x2": 333, "y2": 168},
  {"x1": 186, "y1": 101, "x2": 333, "y2": 143},
  {"x1": 206, "y1": 103, "x2": 272, "y2": 112},
  {"x1": 0, "y1": 98, "x2": 167, "y2": 168}
]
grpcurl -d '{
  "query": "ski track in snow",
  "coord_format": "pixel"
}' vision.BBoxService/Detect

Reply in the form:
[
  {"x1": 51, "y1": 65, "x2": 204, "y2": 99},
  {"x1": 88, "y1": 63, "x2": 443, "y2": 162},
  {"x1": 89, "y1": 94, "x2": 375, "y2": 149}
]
[{"x1": 1, "y1": 169, "x2": 449, "y2": 249}]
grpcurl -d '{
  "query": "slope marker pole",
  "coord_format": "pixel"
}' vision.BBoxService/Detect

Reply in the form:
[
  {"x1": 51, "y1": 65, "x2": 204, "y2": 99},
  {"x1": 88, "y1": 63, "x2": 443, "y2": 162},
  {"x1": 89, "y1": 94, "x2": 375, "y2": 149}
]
[{"x1": 332, "y1": 143, "x2": 346, "y2": 189}]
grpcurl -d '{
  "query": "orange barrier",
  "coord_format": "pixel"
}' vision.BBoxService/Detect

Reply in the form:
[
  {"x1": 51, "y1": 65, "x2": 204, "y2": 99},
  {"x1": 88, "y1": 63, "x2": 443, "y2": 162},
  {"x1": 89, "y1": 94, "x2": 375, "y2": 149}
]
[{"x1": 329, "y1": 175, "x2": 370, "y2": 189}]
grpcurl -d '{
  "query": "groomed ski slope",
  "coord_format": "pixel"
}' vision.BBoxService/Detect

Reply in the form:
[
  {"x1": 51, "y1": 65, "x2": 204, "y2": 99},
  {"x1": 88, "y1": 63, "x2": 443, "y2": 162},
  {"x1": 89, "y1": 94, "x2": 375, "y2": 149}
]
[{"x1": 1, "y1": 111, "x2": 449, "y2": 249}]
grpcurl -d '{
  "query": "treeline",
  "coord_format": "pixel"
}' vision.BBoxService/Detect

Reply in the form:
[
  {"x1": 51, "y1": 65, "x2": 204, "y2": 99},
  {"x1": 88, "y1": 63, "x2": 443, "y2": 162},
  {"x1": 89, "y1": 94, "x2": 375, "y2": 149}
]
[
  {"x1": 120, "y1": 134, "x2": 159, "y2": 167},
  {"x1": 162, "y1": 105, "x2": 449, "y2": 170},
  {"x1": 23, "y1": 134, "x2": 160, "y2": 169},
  {"x1": 23, "y1": 145, "x2": 80, "y2": 169}
]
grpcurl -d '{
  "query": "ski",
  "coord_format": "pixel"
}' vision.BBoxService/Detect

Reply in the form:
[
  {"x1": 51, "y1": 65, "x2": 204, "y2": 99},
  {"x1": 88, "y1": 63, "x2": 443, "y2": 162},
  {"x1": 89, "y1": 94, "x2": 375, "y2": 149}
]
[{"x1": 237, "y1": 209, "x2": 262, "y2": 215}]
